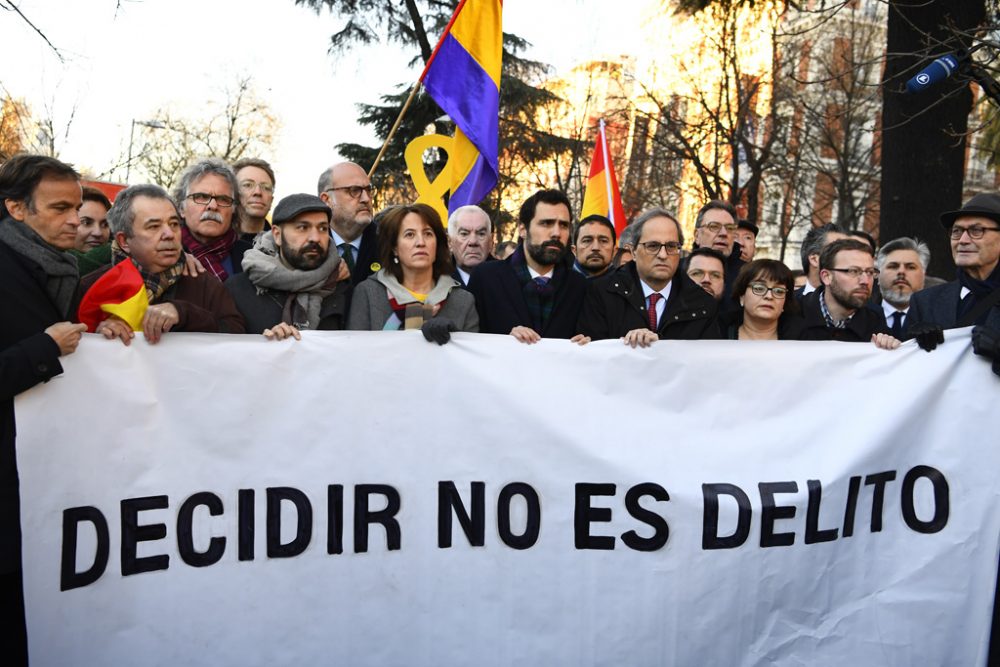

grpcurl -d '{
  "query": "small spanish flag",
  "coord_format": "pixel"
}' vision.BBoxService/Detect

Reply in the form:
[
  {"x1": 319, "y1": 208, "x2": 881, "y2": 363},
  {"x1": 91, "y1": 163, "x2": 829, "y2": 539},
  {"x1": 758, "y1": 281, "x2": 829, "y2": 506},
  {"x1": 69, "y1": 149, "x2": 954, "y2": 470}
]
[
  {"x1": 77, "y1": 260, "x2": 149, "y2": 332},
  {"x1": 580, "y1": 119, "x2": 627, "y2": 238}
]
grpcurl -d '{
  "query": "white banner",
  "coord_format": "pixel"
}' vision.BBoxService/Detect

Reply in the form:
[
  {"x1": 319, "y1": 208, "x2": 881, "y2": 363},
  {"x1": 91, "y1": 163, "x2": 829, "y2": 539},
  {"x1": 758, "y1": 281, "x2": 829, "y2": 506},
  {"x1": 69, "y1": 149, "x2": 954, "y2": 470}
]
[{"x1": 15, "y1": 330, "x2": 1000, "y2": 666}]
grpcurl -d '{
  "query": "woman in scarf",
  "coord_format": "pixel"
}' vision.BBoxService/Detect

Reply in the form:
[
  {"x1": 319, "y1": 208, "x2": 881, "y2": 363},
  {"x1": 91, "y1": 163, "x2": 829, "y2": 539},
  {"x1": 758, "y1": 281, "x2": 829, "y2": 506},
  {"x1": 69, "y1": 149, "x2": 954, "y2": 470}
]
[{"x1": 347, "y1": 203, "x2": 478, "y2": 343}]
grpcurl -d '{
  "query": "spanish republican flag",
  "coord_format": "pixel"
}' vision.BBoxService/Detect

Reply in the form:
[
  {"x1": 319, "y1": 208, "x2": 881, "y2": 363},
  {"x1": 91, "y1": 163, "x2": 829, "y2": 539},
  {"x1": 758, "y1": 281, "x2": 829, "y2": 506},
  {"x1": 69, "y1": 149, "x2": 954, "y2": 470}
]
[
  {"x1": 77, "y1": 260, "x2": 149, "y2": 332},
  {"x1": 580, "y1": 119, "x2": 627, "y2": 238},
  {"x1": 419, "y1": 0, "x2": 502, "y2": 212}
]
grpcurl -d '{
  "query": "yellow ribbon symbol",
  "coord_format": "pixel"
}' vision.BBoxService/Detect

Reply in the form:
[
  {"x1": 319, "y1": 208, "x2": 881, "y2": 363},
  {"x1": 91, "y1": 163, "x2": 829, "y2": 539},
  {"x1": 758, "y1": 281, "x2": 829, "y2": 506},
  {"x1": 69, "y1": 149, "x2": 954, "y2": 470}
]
[{"x1": 405, "y1": 134, "x2": 453, "y2": 226}]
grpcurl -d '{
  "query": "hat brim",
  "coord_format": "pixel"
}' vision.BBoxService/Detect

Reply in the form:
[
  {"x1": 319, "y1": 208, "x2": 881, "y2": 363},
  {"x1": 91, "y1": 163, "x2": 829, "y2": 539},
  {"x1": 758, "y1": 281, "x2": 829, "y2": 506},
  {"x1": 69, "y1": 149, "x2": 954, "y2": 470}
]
[{"x1": 940, "y1": 208, "x2": 1000, "y2": 228}]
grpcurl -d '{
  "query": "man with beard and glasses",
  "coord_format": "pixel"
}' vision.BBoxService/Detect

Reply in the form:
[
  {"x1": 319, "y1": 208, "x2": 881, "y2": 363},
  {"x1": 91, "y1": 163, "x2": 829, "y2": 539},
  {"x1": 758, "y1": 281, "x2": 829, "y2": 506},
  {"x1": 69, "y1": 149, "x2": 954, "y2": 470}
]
[
  {"x1": 226, "y1": 194, "x2": 351, "y2": 339},
  {"x1": 577, "y1": 207, "x2": 719, "y2": 346},
  {"x1": 571, "y1": 214, "x2": 616, "y2": 279},
  {"x1": 796, "y1": 238, "x2": 891, "y2": 342},
  {"x1": 468, "y1": 189, "x2": 589, "y2": 343},
  {"x1": 871, "y1": 237, "x2": 929, "y2": 338},
  {"x1": 176, "y1": 158, "x2": 252, "y2": 282},
  {"x1": 83, "y1": 184, "x2": 246, "y2": 345}
]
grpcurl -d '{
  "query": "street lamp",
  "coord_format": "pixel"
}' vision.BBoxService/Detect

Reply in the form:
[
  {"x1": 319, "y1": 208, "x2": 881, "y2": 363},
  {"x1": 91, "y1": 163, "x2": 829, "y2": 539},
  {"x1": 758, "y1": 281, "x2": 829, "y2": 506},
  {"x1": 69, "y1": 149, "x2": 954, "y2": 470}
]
[{"x1": 126, "y1": 119, "x2": 166, "y2": 183}]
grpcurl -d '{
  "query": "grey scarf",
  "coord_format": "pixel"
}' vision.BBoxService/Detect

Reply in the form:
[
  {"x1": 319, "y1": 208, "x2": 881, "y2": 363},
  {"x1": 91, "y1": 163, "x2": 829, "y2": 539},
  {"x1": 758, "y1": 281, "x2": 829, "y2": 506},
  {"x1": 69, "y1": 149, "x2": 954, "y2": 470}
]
[
  {"x1": 374, "y1": 269, "x2": 459, "y2": 307},
  {"x1": 0, "y1": 217, "x2": 79, "y2": 317},
  {"x1": 241, "y1": 233, "x2": 342, "y2": 329}
]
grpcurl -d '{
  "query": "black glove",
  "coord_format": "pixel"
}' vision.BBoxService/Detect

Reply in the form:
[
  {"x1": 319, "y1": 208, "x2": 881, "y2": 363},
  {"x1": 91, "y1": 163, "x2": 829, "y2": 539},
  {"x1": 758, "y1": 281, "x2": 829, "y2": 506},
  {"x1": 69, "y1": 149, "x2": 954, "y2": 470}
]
[
  {"x1": 909, "y1": 323, "x2": 944, "y2": 352},
  {"x1": 971, "y1": 326, "x2": 1000, "y2": 377},
  {"x1": 421, "y1": 317, "x2": 456, "y2": 345}
]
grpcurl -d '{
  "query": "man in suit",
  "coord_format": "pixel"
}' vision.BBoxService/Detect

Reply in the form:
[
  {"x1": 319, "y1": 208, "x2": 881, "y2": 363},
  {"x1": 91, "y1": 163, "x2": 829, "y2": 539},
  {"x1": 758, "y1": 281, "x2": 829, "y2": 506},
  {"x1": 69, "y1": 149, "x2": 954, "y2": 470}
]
[
  {"x1": 907, "y1": 193, "x2": 1000, "y2": 361},
  {"x1": 318, "y1": 162, "x2": 377, "y2": 285},
  {"x1": 448, "y1": 204, "x2": 493, "y2": 287},
  {"x1": 577, "y1": 208, "x2": 719, "y2": 346},
  {"x1": 468, "y1": 189, "x2": 588, "y2": 344},
  {"x1": 0, "y1": 154, "x2": 89, "y2": 665},
  {"x1": 872, "y1": 237, "x2": 929, "y2": 338}
]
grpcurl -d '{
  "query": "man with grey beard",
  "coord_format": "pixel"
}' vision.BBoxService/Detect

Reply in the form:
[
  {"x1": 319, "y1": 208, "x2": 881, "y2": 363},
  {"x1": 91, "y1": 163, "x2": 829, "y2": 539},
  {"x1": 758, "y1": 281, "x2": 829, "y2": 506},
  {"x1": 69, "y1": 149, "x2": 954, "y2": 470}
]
[
  {"x1": 468, "y1": 189, "x2": 588, "y2": 343},
  {"x1": 874, "y1": 237, "x2": 929, "y2": 338}
]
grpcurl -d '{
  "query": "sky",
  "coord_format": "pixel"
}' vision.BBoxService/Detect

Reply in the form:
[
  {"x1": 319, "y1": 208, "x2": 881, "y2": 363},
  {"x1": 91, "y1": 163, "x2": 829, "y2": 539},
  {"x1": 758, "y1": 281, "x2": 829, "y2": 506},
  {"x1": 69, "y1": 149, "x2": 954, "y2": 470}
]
[{"x1": 1, "y1": 0, "x2": 647, "y2": 197}]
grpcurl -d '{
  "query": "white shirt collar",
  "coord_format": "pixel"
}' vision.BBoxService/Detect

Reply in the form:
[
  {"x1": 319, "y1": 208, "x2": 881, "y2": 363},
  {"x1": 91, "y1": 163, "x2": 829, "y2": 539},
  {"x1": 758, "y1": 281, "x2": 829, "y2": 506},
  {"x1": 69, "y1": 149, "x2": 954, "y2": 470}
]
[
  {"x1": 881, "y1": 300, "x2": 907, "y2": 320},
  {"x1": 802, "y1": 281, "x2": 817, "y2": 296},
  {"x1": 331, "y1": 230, "x2": 362, "y2": 251},
  {"x1": 639, "y1": 279, "x2": 672, "y2": 303},
  {"x1": 527, "y1": 265, "x2": 553, "y2": 280}
]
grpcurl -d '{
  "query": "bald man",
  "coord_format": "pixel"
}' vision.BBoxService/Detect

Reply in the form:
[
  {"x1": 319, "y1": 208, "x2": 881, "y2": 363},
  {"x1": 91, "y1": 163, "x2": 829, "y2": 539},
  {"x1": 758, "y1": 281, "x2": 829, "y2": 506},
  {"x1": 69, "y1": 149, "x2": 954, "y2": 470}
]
[{"x1": 317, "y1": 161, "x2": 377, "y2": 285}]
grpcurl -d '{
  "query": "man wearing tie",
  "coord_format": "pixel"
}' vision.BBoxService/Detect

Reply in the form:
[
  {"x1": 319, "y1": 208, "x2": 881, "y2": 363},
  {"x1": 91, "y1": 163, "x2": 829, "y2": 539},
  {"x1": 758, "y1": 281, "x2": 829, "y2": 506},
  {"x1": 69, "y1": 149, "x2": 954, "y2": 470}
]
[
  {"x1": 576, "y1": 208, "x2": 719, "y2": 346},
  {"x1": 318, "y1": 162, "x2": 377, "y2": 286},
  {"x1": 874, "y1": 237, "x2": 929, "y2": 337}
]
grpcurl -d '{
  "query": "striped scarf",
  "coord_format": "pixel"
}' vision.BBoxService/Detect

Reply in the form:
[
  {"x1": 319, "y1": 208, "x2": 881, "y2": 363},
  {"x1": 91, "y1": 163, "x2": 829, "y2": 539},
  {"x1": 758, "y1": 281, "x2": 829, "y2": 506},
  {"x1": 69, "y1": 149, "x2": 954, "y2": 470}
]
[
  {"x1": 111, "y1": 240, "x2": 184, "y2": 302},
  {"x1": 181, "y1": 225, "x2": 238, "y2": 281}
]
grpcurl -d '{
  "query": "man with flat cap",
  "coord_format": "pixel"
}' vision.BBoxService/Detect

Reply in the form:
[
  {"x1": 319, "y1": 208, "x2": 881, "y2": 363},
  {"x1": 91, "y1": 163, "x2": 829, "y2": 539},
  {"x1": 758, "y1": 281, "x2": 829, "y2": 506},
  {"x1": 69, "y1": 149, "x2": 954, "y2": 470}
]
[
  {"x1": 906, "y1": 193, "x2": 1000, "y2": 374},
  {"x1": 225, "y1": 193, "x2": 351, "y2": 340}
]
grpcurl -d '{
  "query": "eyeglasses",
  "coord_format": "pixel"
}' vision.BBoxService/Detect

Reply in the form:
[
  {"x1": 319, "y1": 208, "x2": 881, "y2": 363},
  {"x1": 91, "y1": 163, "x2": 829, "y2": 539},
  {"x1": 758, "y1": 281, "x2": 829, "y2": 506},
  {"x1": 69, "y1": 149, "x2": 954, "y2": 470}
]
[
  {"x1": 238, "y1": 180, "x2": 274, "y2": 194},
  {"x1": 186, "y1": 193, "x2": 235, "y2": 207},
  {"x1": 699, "y1": 221, "x2": 737, "y2": 234},
  {"x1": 749, "y1": 282, "x2": 788, "y2": 298},
  {"x1": 949, "y1": 224, "x2": 1000, "y2": 240},
  {"x1": 638, "y1": 241, "x2": 682, "y2": 255},
  {"x1": 324, "y1": 185, "x2": 375, "y2": 199},
  {"x1": 829, "y1": 267, "x2": 879, "y2": 279}
]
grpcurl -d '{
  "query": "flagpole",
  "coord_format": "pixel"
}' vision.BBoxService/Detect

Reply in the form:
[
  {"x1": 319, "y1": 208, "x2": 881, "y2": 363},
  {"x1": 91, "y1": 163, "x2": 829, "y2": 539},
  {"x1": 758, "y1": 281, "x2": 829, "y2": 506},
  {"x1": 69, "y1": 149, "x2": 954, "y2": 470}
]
[
  {"x1": 599, "y1": 119, "x2": 616, "y2": 228},
  {"x1": 367, "y1": 81, "x2": 422, "y2": 179}
]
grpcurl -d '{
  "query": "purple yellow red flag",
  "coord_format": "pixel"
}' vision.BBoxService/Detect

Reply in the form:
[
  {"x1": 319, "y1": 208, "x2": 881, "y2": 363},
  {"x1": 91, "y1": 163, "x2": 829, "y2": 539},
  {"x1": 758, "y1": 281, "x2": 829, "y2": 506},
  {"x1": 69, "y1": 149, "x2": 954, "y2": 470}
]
[
  {"x1": 419, "y1": 0, "x2": 502, "y2": 212},
  {"x1": 580, "y1": 119, "x2": 627, "y2": 238},
  {"x1": 77, "y1": 260, "x2": 149, "y2": 332}
]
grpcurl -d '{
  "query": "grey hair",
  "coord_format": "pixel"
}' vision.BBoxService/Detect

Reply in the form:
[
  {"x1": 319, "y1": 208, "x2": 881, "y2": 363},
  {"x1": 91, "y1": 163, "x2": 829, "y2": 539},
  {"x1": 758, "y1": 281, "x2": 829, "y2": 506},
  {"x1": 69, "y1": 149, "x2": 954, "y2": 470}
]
[
  {"x1": 630, "y1": 207, "x2": 684, "y2": 247},
  {"x1": 107, "y1": 184, "x2": 178, "y2": 239},
  {"x1": 447, "y1": 205, "x2": 492, "y2": 237},
  {"x1": 173, "y1": 158, "x2": 240, "y2": 221},
  {"x1": 317, "y1": 165, "x2": 334, "y2": 196},
  {"x1": 876, "y1": 236, "x2": 931, "y2": 272},
  {"x1": 694, "y1": 200, "x2": 737, "y2": 228},
  {"x1": 800, "y1": 222, "x2": 846, "y2": 273}
]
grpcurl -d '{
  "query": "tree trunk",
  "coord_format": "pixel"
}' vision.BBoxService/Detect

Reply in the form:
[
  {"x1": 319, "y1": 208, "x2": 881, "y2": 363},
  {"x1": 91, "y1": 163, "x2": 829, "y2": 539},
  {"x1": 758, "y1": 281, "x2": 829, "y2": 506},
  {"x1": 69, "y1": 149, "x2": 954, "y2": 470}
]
[{"x1": 880, "y1": 0, "x2": 986, "y2": 279}]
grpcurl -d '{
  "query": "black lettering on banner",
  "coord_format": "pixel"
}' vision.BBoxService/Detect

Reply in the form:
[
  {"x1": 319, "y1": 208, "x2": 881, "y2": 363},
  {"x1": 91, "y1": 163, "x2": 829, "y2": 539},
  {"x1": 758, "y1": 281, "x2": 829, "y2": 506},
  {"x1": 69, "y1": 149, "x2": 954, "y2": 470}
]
[
  {"x1": 497, "y1": 482, "x2": 540, "y2": 550},
  {"x1": 864, "y1": 471, "x2": 897, "y2": 533},
  {"x1": 266, "y1": 487, "x2": 313, "y2": 558},
  {"x1": 901, "y1": 466, "x2": 949, "y2": 534},
  {"x1": 842, "y1": 475, "x2": 862, "y2": 538},
  {"x1": 702, "y1": 483, "x2": 751, "y2": 550},
  {"x1": 621, "y1": 483, "x2": 670, "y2": 552},
  {"x1": 574, "y1": 483, "x2": 616, "y2": 550},
  {"x1": 121, "y1": 495, "x2": 169, "y2": 576},
  {"x1": 804, "y1": 480, "x2": 839, "y2": 544},
  {"x1": 327, "y1": 485, "x2": 344, "y2": 555},
  {"x1": 438, "y1": 481, "x2": 485, "y2": 548},
  {"x1": 60, "y1": 506, "x2": 109, "y2": 591},
  {"x1": 759, "y1": 481, "x2": 798, "y2": 548},
  {"x1": 354, "y1": 484, "x2": 401, "y2": 553},
  {"x1": 177, "y1": 492, "x2": 226, "y2": 567},
  {"x1": 238, "y1": 489, "x2": 254, "y2": 561}
]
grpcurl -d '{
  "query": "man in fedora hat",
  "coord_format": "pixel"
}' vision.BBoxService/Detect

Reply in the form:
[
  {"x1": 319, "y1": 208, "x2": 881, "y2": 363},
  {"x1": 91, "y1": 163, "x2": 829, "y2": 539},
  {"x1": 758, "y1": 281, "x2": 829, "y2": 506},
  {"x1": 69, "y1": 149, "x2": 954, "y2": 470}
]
[{"x1": 906, "y1": 192, "x2": 1000, "y2": 370}]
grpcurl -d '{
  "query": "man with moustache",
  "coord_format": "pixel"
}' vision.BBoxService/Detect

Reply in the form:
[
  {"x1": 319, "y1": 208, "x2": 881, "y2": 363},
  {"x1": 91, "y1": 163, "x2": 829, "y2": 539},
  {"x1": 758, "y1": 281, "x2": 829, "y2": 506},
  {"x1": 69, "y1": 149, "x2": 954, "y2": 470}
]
[
  {"x1": 176, "y1": 158, "x2": 251, "y2": 282},
  {"x1": 796, "y1": 238, "x2": 889, "y2": 342},
  {"x1": 226, "y1": 194, "x2": 350, "y2": 338},
  {"x1": 318, "y1": 161, "x2": 377, "y2": 285},
  {"x1": 578, "y1": 208, "x2": 718, "y2": 346},
  {"x1": 468, "y1": 189, "x2": 588, "y2": 343},
  {"x1": 84, "y1": 184, "x2": 245, "y2": 345},
  {"x1": 872, "y1": 237, "x2": 929, "y2": 338},
  {"x1": 571, "y1": 214, "x2": 616, "y2": 279},
  {"x1": 447, "y1": 204, "x2": 494, "y2": 286}
]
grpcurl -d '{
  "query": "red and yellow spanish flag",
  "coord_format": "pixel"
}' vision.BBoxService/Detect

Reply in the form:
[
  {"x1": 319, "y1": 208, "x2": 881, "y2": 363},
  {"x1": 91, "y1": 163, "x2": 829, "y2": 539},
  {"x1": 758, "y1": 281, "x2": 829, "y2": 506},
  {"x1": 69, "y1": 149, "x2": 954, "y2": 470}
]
[
  {"x1": 77, "y1": 260, "x2": 149, "y2": 332},
  {"x1": 419, "y1": 0, "x2": 502, "y2": 212},
  {"x1": 580, "y1": 119, "x2": 627, "y2": 238}
]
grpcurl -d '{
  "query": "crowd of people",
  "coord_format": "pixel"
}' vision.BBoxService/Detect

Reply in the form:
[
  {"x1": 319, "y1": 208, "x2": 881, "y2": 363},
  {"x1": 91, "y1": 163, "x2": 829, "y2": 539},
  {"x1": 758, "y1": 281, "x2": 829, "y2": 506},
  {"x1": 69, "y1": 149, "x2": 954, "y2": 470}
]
[{"x1": 2, "y1": 152, "x2": 1000, "y2": 662}]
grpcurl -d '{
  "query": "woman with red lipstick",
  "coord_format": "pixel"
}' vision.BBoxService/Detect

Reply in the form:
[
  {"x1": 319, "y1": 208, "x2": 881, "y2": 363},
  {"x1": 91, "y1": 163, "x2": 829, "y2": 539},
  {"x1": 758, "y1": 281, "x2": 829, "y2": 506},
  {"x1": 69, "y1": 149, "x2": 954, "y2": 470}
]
[
  {"x1": 722, "y1": 259, "x2": 802, "y2": 340},
  {"x1": 347, "y1": 203, "x2": 478, "y2": 343}
]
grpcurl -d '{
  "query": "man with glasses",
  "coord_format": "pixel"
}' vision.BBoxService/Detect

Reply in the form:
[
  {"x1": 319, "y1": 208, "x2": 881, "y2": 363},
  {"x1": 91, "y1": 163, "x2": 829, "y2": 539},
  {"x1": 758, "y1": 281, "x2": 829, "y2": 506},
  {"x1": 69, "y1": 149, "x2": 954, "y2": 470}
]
[
  {"x1": 797, "y1": 238, "x2": 889, "y2": 342},
  {"x1": 448, "y1": 204, "x2": 494, "y2": 286},
  {"x1": 175, "y1": 158, "x2": 251, "y2": 282},
  {"x1": 686, "y1": 247, "x2": 727, "y2": 302},
  {"x1": 906, "y1": 193, "x2": 1000, "y2": 366},
  {"x1": 578, "y1": 207, "x2": 718, "y2": 346},
  {"x1": 232, "y1": 157, "x2": 275, "y2": 242},
  {"x1": 690, "y1": 200, "x2": 745, "y2": 298},
  {"x1": 317, "y1": 162, "x2": 376, "y2": 286}
]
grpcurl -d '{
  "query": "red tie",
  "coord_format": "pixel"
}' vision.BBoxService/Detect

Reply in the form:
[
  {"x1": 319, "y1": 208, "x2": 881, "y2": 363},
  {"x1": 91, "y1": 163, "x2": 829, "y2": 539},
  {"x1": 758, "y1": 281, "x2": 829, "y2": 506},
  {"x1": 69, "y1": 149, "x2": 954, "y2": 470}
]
[{"x1": 647, "y1": 293, "x2": 661, "y2": 331}]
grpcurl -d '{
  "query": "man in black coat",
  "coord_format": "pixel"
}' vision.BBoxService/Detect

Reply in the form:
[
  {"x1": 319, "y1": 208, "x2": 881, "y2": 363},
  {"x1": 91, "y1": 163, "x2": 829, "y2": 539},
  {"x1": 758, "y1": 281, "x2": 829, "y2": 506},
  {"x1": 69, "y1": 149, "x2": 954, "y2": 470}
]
[
  {"x1": 318, "y1": 162, "x2": 379, "y2": 286},
  {"x1": 578, "y1": 208, "x2": 719, "y2": 344},
  {"x1": 0, "y1": 155, "x2": 89, "y2": 665},
  {"x1": 796, "y1": 238, "x2": 889, "y2": 342},
  {"x1": 468, "y1": 189, "x2": 588, "y2": 343}
]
